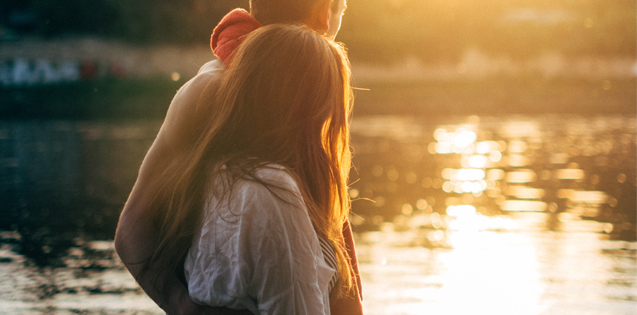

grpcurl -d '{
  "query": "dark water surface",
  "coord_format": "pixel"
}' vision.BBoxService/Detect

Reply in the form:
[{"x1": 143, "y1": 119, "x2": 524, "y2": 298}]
[{"x1": 0, "y1": 115, "x2": 635, "y2": 314}]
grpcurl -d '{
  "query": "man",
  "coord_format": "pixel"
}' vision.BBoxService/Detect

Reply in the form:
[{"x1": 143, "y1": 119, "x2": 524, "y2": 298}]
[{"x1": 114, "y1": 0, "x2": 361, "y2": 314}]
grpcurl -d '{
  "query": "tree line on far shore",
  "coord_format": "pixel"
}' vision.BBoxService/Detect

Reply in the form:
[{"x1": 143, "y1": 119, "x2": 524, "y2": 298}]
[{"x1": 2, "y1": 0, "x2": 635, "y2": 63}]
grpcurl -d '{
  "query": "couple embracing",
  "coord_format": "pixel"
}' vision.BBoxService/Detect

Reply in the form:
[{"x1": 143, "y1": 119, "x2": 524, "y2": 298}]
[{"x1": 114, "y1": 0, "x2": 364, "y2": 314}]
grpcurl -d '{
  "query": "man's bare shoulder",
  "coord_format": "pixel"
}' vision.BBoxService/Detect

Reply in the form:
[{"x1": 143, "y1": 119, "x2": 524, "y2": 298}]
[
  {"x1": 159, "y1": 59, "x2": 224, "y2": 151},
  {"x1": 174, "y1": 59, "x2": 224, "y2": 106},
  {"x1": 197, "y1": 59, "x2": 224, "y2": 75}
]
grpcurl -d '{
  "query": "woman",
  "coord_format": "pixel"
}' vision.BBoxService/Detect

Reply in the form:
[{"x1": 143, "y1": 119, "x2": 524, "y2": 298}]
[{"x1": 144, "y1": 24, "x2": 355, "y2": 314}]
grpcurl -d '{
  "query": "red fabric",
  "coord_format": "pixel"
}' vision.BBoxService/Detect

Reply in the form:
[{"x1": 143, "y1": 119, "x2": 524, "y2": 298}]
[
  {"x1": 211, "y1": 9, "x2": 262, "y2": 65},
  {"x1": 211, "y1": 10, "x2": 364, "y2": 314}
]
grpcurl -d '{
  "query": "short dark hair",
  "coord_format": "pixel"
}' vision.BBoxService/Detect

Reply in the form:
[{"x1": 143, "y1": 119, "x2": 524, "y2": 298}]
[{"x1": 250, "y1": 0, "x2": 328, "y2": 24}]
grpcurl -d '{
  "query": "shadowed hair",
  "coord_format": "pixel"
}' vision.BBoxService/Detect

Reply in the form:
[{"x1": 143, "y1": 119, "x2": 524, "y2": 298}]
[
  {"x1": 250, "y1": 0, "x2": 330, "y2": 24},
  {"x1": 146, "y1": 24, "x2": 355, "y2": 301}
]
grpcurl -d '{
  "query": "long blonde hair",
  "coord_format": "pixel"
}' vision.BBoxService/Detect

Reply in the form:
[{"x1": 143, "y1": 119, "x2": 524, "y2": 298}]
[{"x1": 147, "y1": 24, "x2": 354, "y2": 300}]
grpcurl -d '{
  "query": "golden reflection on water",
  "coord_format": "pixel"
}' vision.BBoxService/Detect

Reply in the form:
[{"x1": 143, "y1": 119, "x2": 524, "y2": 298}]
[
  {"x1": 419, "y1": 116, "x2": 633, "y2": 226},
  {"x1": 350, "y1": 115, "x2": 636, "y2": 314},
  {"x1": 434, "y1": 231, "x2": 544, "y2": 315},
  {"x1": 357, "y1": 217, "x2": 548, "y2": 315},
  {"x1": 357, "y1": 213, "x2": 635, "y2": 315}
]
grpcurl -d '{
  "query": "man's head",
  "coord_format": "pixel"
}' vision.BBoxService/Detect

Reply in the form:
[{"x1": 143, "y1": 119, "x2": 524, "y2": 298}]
[
  {"x1": 250, "y1": 0, "x2": 347, "y2": 38},
  {"x1": 326, "y1": 0, "x2": 347, "y2": 38}
]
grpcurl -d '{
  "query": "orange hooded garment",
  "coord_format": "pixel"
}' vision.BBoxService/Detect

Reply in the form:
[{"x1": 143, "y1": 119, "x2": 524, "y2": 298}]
[{"x1": 210, "y1": 9, "x2": 364, "y2": 315}]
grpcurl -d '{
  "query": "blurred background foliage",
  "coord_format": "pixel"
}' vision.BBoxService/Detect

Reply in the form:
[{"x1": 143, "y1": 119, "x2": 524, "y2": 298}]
[
  {"x1": 4, "y1": 0, "x2": 248, "y2": 44},
  {"x1": 1, "y1": 0, "x2": 634, "y2": 62}
]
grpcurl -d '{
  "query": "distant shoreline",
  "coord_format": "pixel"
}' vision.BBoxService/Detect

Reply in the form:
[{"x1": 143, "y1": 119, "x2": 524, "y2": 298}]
[
  {"x1": 1, "y1": 37, "x2": 635, "y2": 82},
  {"x1": 0, "y1": 38, "x2": 635, "y2": 119}
]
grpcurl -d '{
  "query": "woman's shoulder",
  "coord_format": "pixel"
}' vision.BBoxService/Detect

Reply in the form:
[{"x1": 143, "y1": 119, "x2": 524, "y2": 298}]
[
  {"x1": 251, "y1": 164, "x2": 299, "y2": 190},
  {"x1": 237, "y1": 164, "x2": 302, "y2": 205},
  {"x1": 209, "y1": 165, "x2": 310, "y2": 240},
  {"x1": 216, "y1": 164, "x2": 304, "y2": 213}
]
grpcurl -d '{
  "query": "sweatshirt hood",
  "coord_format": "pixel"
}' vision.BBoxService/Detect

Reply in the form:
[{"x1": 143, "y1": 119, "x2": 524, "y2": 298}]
[{"x1": 211, "y1": 9, "x2": 262, "y2": 65}]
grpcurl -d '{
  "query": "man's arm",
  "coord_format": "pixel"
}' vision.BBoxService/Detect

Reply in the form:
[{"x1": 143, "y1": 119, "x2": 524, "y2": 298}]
[{"x1": 114, "y1": 63, "x2": 252, "y2": 315}]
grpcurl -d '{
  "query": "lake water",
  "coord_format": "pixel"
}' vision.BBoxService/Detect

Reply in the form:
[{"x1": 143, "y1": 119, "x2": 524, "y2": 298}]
[{"x1": 0, "y1": 115, "x2": 635, "y2": 314}]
